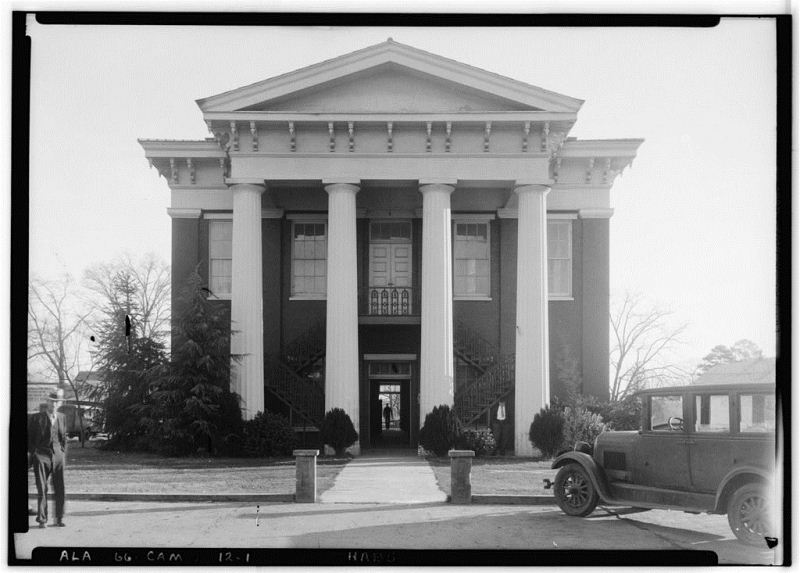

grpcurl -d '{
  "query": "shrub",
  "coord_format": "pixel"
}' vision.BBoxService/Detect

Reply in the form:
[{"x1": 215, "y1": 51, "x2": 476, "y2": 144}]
[
  {"x1": 457, "y1": 428, "x2": 497, "y2": 457},
  {"x1": 419, "y1": 405, "x2": 461, "y2": 456},
  {"x1": 562, "y1": 406, "x2": 607, "y2": 447},
  {"x1": 528, "y1": 406, "x2": 565, "y2": 459},
  {"x1": 590, "y1": 395, "x2": 642, "y2": 430},
  {"x1": 241, "y1": 412, "x2": 297, "y2": 457},
  {"x1": 320, "y1": 408, "x2": 358, "y2": 456}
]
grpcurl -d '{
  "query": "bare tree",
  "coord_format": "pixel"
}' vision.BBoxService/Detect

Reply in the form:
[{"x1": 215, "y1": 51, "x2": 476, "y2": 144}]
[
  {"x1": 83, "y1": 252, "x2": 170, "y2": 344},
  {"x1": 609, "y1": 293, "x2": 690, "y2": 401},
  {"x1": 28, "y1": 275, "x2": 99, "y2": 446}
]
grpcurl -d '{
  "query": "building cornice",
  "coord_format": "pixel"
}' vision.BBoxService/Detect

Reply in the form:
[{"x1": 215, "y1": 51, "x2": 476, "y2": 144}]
[
  {"x1": 166, "y1": 208, "x2": 202, "y2": 219},
  {"x1": 578, "y1": 208, "x2": 615, "y2": 219},
  {"x1": 139, "y1": 139, "x2": 225, "y2": 158},
  {"x1": 559, "y1": 138, "x2": 644, "y2": 158}
]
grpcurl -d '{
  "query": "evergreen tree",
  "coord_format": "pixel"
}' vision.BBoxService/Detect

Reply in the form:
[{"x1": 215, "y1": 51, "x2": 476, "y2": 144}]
[
  {"x1": 695, "y1": 339, "x2": 764, "y2": 377},
  {"x1": 93, "y1": 271, "x2": 166, "y2": 450},
  {"x1": 149, "y1": 268, "x2": 242, "y2": 455}
]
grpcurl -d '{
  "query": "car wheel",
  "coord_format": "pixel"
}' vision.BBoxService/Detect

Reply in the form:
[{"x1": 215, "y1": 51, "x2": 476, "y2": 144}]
[
  {"x1": 727, "y1": 483, "x2": 773, "y2": 546},
  {"x1": 554, "y1": 463, "x2": 599, "y2": 517}
]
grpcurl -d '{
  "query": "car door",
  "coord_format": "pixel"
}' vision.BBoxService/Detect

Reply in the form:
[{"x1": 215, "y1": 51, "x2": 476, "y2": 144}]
[
  {"x1": 636, "y1": 393, "x2": 693, "y2": 491},
  {"x1": 687, "y1": 391, "x2": 735, "y2": 492}
]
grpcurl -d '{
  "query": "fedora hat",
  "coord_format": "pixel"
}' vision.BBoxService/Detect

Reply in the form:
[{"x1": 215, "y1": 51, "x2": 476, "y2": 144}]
[{"x1": 46, "y1": 389, "x2": 64, "y2": 401}]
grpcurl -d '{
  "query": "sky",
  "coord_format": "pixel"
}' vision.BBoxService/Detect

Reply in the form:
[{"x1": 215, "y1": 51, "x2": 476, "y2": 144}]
[{"x1": 24, "y1": 18, "x2": 778, "y2": 368}]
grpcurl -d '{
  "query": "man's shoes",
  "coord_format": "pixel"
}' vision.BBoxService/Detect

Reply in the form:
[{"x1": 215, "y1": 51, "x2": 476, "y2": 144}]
[
  {"x1": 37, "y1": 523, "x2": 46, "y2": 529},
  {"x1": 55, "y1": 520, "x2": 66, "y2": 527}
]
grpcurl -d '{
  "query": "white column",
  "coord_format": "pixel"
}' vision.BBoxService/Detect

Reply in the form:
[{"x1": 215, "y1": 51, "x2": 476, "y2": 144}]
[
  {"x1": 230, "y1": 183, "x2": 265, "y2": 420},
  {"x1": 514, "y1": 184, "x2": 551, "y2": 456},
  {"x1": 419, "y1": 182, "x2": 455, "y2": 426},
  {"x1": 324, "y1": 182, "x2": 361, "y2": 453}
]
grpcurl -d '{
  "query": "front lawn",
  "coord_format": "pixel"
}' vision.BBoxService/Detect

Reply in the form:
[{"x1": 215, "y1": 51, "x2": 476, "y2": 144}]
[
  {"x1": 28, "y1": 442, "x2": 348, "y2": 495},
  {"x1": 427, "y1": 456, "x2": 557, "y2": 496}
]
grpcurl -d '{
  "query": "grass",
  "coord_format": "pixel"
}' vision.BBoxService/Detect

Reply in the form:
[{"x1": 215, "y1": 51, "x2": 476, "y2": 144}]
[
  {"x1": 427, "y1": 456, "x2": 557, "y2": 496},
  {"x1": 28, "y1": 441, "x2": 349, "y2": 495}
]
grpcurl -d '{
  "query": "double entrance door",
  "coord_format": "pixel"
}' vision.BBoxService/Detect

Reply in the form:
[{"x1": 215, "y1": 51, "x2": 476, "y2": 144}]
[{"x1": 368, "y1": 221, "x2": 413, "y2": 316}]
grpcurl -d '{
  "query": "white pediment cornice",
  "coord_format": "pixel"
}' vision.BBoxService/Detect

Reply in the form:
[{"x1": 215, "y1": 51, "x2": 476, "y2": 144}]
[
  {"x1": 138, "y1": 139, "x2": 226, "y2": 158},
  {"x1": 559, "y1": 138, "x2": 644, "y2": 158},
  {"x1": 196, "y1": 39, "x2": 584, "y2": 114}
]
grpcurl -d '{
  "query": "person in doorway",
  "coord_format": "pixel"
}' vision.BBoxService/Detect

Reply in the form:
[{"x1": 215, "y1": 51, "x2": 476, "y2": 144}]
[
  {"x1": 28, "y1": 390, "x2": 67, "y2": 528},
  {"x1": 493, "y1": 401, "x2": 508, "y2": 456},
  {"x1": 383, "y1": 404, "x2": 393, "y2": 431}
]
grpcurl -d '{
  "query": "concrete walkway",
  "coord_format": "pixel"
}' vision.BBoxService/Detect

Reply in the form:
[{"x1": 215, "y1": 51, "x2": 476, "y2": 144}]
[{"x1": 320, "y1": 451, "x2": 446, "y2": 504}]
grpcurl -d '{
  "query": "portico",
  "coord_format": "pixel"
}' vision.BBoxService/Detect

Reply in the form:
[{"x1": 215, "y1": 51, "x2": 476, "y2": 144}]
[{"x1": 141, "y1": 39, "x2": 642, "y2": 455}]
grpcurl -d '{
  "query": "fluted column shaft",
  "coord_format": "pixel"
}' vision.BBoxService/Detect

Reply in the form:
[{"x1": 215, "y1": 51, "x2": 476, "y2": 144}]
[
  {"x1": 230, "y1": 183, "x2": 265, "y2": 420},
  {"x1": 419, "y1": 183, "x2": 455, "y2": 426},
  {"x1": 324, "y1": 182, "x2": 360, "y2": 451},
  {"x1": 514, "y1": 184, "x2": 551, "y2": 456}
]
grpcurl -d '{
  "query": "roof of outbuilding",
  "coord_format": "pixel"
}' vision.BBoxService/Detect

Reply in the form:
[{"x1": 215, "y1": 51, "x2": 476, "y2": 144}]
[{"x1": 694, "y1": 358, "x2": 776, "y2": 386}]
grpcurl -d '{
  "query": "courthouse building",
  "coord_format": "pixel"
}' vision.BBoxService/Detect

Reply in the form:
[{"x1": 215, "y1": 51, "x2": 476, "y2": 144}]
[{"x1": 140, "y1": 39, "x2": 642, "y2": 455}]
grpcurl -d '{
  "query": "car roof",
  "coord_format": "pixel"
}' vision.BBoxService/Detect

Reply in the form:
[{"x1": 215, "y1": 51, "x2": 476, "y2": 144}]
[{"x1": 634, "y1": 382, "x2": 776, "y2": 396}]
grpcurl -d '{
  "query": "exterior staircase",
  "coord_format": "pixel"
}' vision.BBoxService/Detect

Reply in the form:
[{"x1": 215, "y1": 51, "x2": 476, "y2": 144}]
[
  {"x1": 264, "y1": 321, "x2": 325, "y2": 428},
  {"x1": 263, "y1": 318, "x2": 514, "y2": 429},
  {"x1": 453, "y1": 320, "x2": 515, "y2": 427}
]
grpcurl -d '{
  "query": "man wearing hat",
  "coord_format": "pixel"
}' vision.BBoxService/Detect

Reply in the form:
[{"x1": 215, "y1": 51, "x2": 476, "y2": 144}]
[{"x1": 27, "y1": 389, "x2": 67, "y2": 528}]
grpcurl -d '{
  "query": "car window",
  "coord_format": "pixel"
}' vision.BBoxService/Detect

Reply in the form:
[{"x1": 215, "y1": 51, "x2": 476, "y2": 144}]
[
  {"x1": 649, "y1": 395, "x2": 683, "y2": 431},
  {"x1": 739, "y1": 393, "x2": 776, "y2": 433},
  {"x1": 694, "y1": 394, "x2": 730, "y2": 433}
]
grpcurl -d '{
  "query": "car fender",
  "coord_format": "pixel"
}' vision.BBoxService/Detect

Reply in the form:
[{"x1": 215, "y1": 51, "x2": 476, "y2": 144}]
[
  {"x1": 714, "y1": 465, "x2": 773, "y2": 512},
  {"x1": 551, "y1": 451, "x2": 613, "y2": 502}
]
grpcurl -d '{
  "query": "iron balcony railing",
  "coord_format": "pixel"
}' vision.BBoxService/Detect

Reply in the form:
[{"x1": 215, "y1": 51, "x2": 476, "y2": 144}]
[{"x1": 359, "y1": 286, "x2": 420, "y2": 316}]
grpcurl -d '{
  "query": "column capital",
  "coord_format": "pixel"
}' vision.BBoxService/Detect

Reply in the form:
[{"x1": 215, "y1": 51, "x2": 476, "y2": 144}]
[
  {"x1": 419, "y1": 182, "x2": 455, "y2": 195},
  {"x1": 514, "y1": 183, "x2": 550, "y2": 196},
  {"x1": 229, "y1": 182, "x2": 266, "y2": 194},
  {"x1": 324, "y1": 181, "x2": 360, "y2": 195}
]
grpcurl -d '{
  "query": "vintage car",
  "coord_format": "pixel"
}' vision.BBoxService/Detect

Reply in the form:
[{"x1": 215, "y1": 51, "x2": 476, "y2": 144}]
[{"x1": 549, "y1": 383, "x2": 778, "y2": 546}]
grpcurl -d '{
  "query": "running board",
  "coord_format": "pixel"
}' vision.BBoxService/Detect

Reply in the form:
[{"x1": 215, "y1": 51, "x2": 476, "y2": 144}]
[{"x1": 607, "y1": 482, "x2": 716, "y2": 513}]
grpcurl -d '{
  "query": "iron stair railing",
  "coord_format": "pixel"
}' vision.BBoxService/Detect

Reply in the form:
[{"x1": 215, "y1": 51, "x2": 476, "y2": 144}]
[
  {"x1": 264, "y1": 360, "x2": 324, "y2": 428},
  {"x1": 281, "y1": 320, "x2": 326, "y2": 376},
  {"x1": 454, "y1": 355, "x2": 515, "y2": 427},
  {"x1": 454, "y1": 319, "x2": 498, "y2": 374}
]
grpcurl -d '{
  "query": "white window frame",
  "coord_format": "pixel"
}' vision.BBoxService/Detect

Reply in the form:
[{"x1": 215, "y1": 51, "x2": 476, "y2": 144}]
[
  {"x1": 207, "y1": 219, "x2": 232, "y2": 300},
  {"x1": 548, "y1": 219, "x2": 573, "y2": 300},
  {"x1": 290, "y1": 220, "x2": 328, "y2": 301},
  {"x1": 452, "y1": 218, "x2": 492, "y2": 301}
]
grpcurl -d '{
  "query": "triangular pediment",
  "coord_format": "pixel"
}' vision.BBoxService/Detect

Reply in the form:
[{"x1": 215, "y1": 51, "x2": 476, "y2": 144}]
[{"x1": 197, "y1": 39, "x2": 583, "y2": 114}]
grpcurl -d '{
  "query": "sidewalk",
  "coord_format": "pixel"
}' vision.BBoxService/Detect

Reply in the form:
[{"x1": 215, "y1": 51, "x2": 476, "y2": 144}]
[{"x1": 320, "y1": 451, "x2": 446, "y2": 504}]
